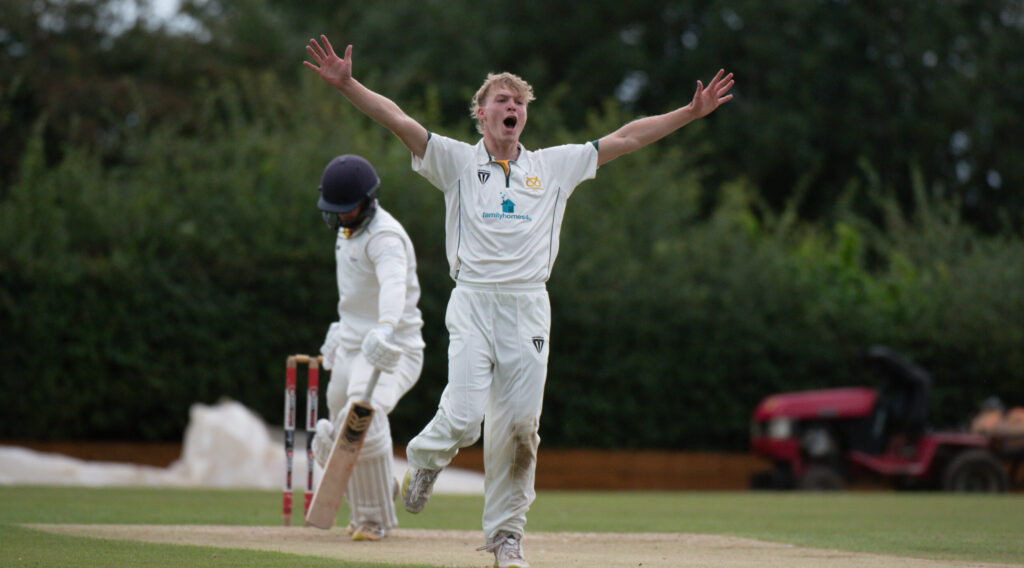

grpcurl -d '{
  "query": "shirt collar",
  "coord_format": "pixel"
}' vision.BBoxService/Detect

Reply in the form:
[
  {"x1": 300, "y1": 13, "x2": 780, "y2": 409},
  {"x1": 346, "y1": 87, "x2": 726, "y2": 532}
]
[{"x1": 476, "y1": 139, "x2": 529, "y2": 168}]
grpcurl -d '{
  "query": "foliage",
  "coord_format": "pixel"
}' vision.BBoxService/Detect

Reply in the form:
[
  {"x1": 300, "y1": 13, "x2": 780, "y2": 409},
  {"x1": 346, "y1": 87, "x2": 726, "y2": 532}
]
[
  {"x1": 1, "y1": 1, "x2": 1022, "y2": 449},
  {"x1": 2, "y1": 72, "x2": 1022, "y2": 448},
  {"x1": 266, "y1": 0, "x2": 1024, "y2": 230},
  {"x1": 0, "y1": 74, "x2": 442, "y2": 440},
  {"x1": 545, "y1": 136, "x2": 1024, "y2": 448},
  {"x1": 4, "y1": 1, "x2": 1024, "y2": 229}
]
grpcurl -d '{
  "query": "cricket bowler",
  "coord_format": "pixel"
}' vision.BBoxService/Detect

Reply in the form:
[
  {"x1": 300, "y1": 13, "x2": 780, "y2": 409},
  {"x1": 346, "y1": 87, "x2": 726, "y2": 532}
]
[{"x1": 305, "y1": 35, "x2": 733, "y2": 567}]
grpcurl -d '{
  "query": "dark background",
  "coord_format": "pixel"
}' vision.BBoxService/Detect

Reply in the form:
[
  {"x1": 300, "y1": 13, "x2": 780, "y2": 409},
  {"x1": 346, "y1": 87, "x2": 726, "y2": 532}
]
[{"x1": 2, "y1": 0, "x2": 1022, "y2": 450}]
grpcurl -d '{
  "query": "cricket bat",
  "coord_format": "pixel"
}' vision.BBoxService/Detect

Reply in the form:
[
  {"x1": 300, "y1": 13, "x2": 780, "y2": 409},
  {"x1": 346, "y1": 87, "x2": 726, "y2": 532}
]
[{"x1": 304, "y1": 367, "x2": 382, "y2": 529}]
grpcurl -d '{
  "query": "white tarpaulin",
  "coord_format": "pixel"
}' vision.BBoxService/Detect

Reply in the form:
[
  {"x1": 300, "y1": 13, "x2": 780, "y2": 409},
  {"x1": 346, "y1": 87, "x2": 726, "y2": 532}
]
[{"x1": 0, "y1": 399, "x2": 484, "y2": 494}]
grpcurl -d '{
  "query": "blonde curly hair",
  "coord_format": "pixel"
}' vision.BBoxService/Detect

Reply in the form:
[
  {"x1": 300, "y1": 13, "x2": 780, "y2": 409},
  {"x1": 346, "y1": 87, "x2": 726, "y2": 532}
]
[{"x1": 469, "y1": 72, "x2": 536, "y2": 134}]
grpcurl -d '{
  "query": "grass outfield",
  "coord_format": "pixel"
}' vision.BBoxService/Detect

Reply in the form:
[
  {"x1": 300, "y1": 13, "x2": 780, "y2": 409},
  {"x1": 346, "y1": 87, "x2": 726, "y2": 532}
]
[{"x1": 1, "y1": 486, "x2": 1022, "y2": 567}]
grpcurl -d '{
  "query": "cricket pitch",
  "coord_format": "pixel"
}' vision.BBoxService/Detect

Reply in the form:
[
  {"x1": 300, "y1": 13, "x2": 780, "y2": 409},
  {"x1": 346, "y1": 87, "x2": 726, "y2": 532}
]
[{"x1": 28, "y1": 524, "x2": 1021, "y2": 568}]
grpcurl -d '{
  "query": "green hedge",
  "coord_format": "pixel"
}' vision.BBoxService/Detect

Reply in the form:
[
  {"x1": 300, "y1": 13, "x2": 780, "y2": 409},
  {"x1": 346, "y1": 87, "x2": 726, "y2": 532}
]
[{"x1": 1, "y1": 77, "x2": 1021, "y2": 450}]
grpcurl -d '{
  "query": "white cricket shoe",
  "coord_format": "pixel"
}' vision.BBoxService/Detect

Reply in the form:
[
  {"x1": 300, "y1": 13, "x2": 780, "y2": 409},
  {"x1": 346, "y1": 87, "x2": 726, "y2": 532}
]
[
  {"x1": 477, "y1": 530, "x2": 528, "y2": 568},
  {"x1": 400, "y1": 467, "x2": 440, "y2": 514}
]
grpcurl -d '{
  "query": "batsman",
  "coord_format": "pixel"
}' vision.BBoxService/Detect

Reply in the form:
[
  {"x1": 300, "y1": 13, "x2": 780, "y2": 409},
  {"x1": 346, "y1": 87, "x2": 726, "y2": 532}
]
[{"x1": 310, "y1": 154, "x2": 425, "y2": 541}]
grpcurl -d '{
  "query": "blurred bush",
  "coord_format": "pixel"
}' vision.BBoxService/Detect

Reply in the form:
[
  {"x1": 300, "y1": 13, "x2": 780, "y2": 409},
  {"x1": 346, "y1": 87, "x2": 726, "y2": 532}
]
[{"x1": 1, "y1": 73, "x2": 1021, "y2": 449}]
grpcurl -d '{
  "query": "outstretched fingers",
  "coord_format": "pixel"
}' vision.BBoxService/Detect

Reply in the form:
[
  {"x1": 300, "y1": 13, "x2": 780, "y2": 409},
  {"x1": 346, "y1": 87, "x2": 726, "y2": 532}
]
[
  {"x1": 307, "y1": 37, "x2": 326, "y2": 61},
  {"x1": 708, "y1": 70, "x2": 735, "y2": 104},
  {"x1": 320, "y1": 34, "x2": 337, "y2": 58},
  {"x1": 707, "y1": 70, "x2": 731, "y2": 91},
  {"x1": 718, "y1": 79, "x2": 735, "y2": 101},
  {"x1": 303, "y1": 42, "x2": 324, "y2": 73},
  {"x1": 689, "y1": 69, "x2": 735, "y2": 116}
]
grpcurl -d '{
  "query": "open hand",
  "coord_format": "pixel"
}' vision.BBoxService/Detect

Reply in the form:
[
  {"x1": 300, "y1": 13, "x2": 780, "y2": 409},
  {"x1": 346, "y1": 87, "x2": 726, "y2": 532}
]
[
  {"x1": 304, "y1": 34, "x2": 353, "y2": 90},
  {"x1": 689, "y1": 69, "x2": 735, "y2": 118}
]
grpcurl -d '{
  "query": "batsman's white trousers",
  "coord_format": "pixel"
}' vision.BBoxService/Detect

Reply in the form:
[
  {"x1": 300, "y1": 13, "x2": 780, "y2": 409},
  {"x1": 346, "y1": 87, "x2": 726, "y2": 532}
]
[
  {"x1": 406, "y1": 281, "x2": 550, "y2": 540},
  {"x1": 326, "y1": 349, "x2": 422, "y2": 417},
  {"x1": 327, "y1": 348, "x2": 423, "y2": 528}
]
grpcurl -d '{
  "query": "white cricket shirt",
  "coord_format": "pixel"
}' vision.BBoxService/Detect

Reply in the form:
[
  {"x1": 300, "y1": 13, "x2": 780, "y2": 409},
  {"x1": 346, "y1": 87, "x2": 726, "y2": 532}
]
[
  {"x1": 333, "y1": 207, "x2": 425, "y2": 351},
  {"x1": 412, "y1": 134, "x2": 598, "y2": 284}
]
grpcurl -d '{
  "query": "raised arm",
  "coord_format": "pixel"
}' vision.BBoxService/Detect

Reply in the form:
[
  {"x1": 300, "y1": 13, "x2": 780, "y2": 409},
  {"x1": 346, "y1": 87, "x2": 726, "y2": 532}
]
[
  {"x1": 304, "y1": 35, "x2": 429, "y2": 159},
  {"x1": 597, "y1": 69, "x2": 734, "y2": 167}
]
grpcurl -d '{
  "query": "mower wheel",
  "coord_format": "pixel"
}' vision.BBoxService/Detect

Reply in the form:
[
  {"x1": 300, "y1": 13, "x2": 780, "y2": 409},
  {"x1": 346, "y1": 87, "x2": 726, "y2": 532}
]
[
  {"x1": 797, "y1": 465, "x2": 845, "y2": 491},
  {"x1": 942, "y1": 449, "x2": 1008, "y2": 493}
]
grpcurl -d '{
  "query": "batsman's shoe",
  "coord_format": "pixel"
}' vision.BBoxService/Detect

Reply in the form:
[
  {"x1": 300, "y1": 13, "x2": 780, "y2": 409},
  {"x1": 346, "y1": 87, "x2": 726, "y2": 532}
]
[
  {"x1": 351, "y1": 521, "x2": 386, "y2": 542},
  {"x1": 477, "y1": 531, "x2": 528, "y2": 568},
  {"x1": 400, "y1": 467, "x2": 441, "y2": 514}
]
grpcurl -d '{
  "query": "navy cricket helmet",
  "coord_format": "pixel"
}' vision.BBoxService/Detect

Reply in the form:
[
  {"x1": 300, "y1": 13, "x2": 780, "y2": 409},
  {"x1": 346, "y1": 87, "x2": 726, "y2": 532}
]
[{"x1": 318, "y1": 154, "x2": 381, "y2": 235}]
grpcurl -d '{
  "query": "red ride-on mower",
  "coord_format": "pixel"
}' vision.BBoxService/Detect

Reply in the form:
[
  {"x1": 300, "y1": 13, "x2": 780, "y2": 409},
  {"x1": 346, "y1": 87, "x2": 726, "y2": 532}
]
[{"x1": 749, "y1": 346, "x2": 1009, "y2": 492}]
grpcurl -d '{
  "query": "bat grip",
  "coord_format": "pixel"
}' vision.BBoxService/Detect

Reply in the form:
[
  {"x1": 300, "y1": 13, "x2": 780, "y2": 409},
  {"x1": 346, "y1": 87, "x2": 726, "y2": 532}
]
[{"x1": 360, "y1": 368, "x2": 382, "y2": 403}]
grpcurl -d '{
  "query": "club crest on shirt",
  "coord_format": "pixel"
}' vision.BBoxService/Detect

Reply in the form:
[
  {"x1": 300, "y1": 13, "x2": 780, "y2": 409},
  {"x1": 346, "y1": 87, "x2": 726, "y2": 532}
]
[
  {"x1": 338, "y1": 244, "x2": 359, "y2": 263},
  {"x1": 532, "y1": 336, "x2": 545, "y2": 353},
  {"x1": 525, "y1": 176, "x2": 543, "y2": 191},
  {"x1": 477, "y1": 170, "x2": 491, "y2": 184}
]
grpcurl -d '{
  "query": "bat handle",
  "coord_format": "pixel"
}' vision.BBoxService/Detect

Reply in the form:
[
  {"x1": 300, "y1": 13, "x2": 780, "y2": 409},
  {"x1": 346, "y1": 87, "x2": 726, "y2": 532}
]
[{"x1": 360, "y1": 368, "x2": 382, "y2": 403}]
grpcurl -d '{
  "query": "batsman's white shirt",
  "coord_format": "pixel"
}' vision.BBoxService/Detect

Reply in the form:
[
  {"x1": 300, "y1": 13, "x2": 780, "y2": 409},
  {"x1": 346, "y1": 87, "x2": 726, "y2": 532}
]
[
  {"x1": 332, "y1": 207, "x2": 425, "y2": 352},
  {"x1": 412, "y1": 134, "x2": 598, "y2": 283}
]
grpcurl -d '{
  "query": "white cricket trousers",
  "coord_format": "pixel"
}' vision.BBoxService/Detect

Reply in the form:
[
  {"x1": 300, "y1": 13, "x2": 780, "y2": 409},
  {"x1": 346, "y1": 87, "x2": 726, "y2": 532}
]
[
  {"x1": 327, "y1": 348, "x2": 423, "y2": 529},
  {"x1": 406, "y1": 281, "x2": 550, "y2": 540}
]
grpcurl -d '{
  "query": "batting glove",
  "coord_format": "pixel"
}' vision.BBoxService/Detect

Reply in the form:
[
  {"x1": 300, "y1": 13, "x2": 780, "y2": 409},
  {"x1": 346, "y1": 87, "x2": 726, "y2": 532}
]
[
  {"x1": 312, "y1": 418, "x2": 336, "y2": 468},
  {"x1": 320, "y1": 322, "x2": 342, "y2": 370},
  {"x1": 361, "y1": 323, "x2": 402, "y2": 373}
]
